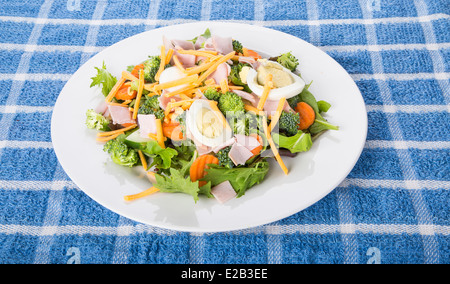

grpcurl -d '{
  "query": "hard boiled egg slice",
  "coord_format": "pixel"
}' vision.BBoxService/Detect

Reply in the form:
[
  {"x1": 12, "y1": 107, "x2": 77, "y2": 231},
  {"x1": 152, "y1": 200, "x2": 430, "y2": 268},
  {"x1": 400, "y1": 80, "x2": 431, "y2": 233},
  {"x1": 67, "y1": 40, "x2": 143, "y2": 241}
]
[
  {"x1": 186, "y1": 100, "x2": 233, "y2": 148},
  {"x1": 158, "y1": 66, "x2": 189, "y2": 92},
  {"x1": 246, "y1": 60, "x2": 305, "y2": 101}
]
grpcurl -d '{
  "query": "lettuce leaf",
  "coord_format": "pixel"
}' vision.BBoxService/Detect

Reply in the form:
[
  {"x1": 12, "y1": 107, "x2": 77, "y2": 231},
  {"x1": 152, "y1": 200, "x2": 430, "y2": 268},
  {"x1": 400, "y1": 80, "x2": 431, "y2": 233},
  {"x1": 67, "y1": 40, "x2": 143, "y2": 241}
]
[
  {"x1": 201, "y1": 159, "x2": 270, "y2": 197},
  {"x1": 90, "y1": 62, "x2": 117, "y2": 97},
  {"x1": 141, "y1": 141, "x2": 178, "y2": 170},
  {"x1": 272, "y1": 131, "x2": 312, "y2": 153}
]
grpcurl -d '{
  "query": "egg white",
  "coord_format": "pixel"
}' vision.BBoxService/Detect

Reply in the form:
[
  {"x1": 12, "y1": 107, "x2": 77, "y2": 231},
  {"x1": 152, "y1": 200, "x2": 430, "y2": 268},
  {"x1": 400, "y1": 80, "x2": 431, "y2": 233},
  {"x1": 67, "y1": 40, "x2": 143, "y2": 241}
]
[{"x1": 158, "y1": 66, "x2": 189, "y2": 92}]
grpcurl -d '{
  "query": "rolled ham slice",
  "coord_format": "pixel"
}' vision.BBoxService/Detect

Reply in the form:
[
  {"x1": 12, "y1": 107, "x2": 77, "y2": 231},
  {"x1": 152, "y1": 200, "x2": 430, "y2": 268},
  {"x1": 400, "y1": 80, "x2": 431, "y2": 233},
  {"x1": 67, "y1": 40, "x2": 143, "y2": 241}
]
[
  {"x1": 212, "y1": 35, "x2": 234, "y2": 55},
  {"x1": 107, "y1": 105, "x2": 135, "y2": 125},
  {"x1": 212, "y1": 137, "x2": 236, "y2": 153},
  {"x1": 208, "y1": 62, "x2": 231, "y2": 84},
  {"x1": 137, "y1": 114, "x2": 157, "y2": 138},
  {"x1": 232, "y1": 89, "x2": 258, "y2": 105},
  {"x1": 228, "y1": 142, "x2": 254, "y2": 166},
  {"x1": 211, "y1": 181, "x2": 237, "y2": 204},
  {"x1": 234, "y1": 134, "x2": 260, "y2": 152}
]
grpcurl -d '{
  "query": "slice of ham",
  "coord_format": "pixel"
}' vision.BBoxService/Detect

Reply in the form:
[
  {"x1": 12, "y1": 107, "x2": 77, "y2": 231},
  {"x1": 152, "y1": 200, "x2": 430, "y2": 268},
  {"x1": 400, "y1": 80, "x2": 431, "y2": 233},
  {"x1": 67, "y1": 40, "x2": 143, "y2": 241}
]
[
  {"x1": 211, "y1": 181, "x2": 237, "y2": 204},
  {"x1": 186, "y1": 128, "x2": 213, "y2": 156},
  {"x1": 228, "y1": 142, "x2": 254, "y2": 166},
  {"x1": 232, "y1": 89, "x2": 258, "y2": 105},
  {"x1": 212, "y1": 35, "x2": 234, "y2": 55},
  {"x1": 158, "y1": 92, "x2": 181, "y2": 110},
  {"x1": 212, "y1": 137, "x2": 236, "y2": 153},
  {"x1": 95, "y1": 100, "x2": 108, "y2": 115},
  {"x1": 234, "y1": 134, "x2": 260, "y2": 152},
  {"x1": 207, "y1": 62, "x2": 231, "y2": 84},
  {"x1": 171, "y1": 39, "x2": 195, "y2": 50},
  {"x1": 137, "y1": 114, "x2": 157, "y2": 138},
  {"x1": 194, "y1": 36, "x2": 207, "y2": 50},
  {"x1": 238, "y1": 56, "x2": 261, "y2": 69},
  {"x1": 107, "y1": 105, "x2": 136, "y2": 125},
  {"x1": 172, "y1": 50, "x2": 196, "y2": 67}
]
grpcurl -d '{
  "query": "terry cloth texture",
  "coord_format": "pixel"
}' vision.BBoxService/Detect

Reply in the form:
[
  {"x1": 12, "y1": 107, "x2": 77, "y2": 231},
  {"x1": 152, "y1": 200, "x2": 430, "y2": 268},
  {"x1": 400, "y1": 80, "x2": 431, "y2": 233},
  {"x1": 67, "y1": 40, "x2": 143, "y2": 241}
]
[{"x1": 0, "y1": 0, "x2": 449, "y2": 264}]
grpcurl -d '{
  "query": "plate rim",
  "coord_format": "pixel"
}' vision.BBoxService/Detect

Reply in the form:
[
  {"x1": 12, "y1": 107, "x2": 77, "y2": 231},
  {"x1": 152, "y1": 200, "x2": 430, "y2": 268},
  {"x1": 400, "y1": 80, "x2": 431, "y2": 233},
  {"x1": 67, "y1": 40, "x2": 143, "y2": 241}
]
[{"x1": 51, "y1": 21, "x2": 368, "y2": 232}]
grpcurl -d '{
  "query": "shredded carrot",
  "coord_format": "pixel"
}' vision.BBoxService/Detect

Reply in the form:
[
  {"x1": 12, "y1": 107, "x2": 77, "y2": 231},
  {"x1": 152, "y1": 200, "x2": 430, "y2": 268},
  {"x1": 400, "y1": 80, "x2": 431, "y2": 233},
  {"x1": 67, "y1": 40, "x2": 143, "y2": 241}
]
[
  {"x1": 172, "y1": 55, "x2": 186, "y2": 73},
  {"x1": 152, "y1": 74, "x2": 199, "y2": 92},
  {"x1": 256, "y1": 73, "x2": 273, "y2": 111},
  {"x1": 97, "y1": 123, "x2": 137, "y2": 137},
  {"x1": 268, "y1": 97, "x2": 286, "y2": 132},
  {"x1": 155, "y1": 119, "x2": 165, "y2": 148},
  {"x1": 124, "y1": 186, "x2": 160, "y2": 201},
  {"x1": 196, "y1": 51, "x2": 236, "y2": 84},
  {"x1": 105, "y1": 76, "x2": 126, "y2": 102},
  {"x1": 138, "y1": 150, "x2": 148, "y2": 171},
  {"x1": 262, "y1": 116, "x2": 288, "y2": 175},
  {"x1": 155, "y1": 45, "x2": 166, "y2": 82},
  {"x1": 220, "y1": 78, "x2": 229, "y2": 93},
  {"x1": 165, "y1": 48, "x2": 174, "y2": 65},
  {"x1": 132, "y1": 69, "x2": 145, "y2": 120}
]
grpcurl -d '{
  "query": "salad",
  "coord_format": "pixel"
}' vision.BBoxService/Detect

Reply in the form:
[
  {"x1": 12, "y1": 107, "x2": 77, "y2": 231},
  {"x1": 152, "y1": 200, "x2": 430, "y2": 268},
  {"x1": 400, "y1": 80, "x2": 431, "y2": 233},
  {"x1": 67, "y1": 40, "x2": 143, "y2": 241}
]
[{"x1": 86, "y1": 28, "x2": 338, "y2": 204}]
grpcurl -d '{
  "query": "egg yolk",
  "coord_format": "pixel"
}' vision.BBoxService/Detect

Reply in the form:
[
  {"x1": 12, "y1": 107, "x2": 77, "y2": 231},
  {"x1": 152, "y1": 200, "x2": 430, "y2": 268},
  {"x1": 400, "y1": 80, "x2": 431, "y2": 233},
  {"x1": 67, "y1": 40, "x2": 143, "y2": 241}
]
[{"x1": 196, "y1": 108, "x2": 223, "y2": 138}]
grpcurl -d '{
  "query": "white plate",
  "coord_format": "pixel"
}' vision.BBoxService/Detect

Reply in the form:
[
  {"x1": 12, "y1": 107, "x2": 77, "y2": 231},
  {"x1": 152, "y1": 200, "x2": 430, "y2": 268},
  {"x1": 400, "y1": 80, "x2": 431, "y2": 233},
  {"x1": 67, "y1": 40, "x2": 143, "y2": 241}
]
[{"x1": 51, "y1": 22, "x2": 367, "y2": 232}]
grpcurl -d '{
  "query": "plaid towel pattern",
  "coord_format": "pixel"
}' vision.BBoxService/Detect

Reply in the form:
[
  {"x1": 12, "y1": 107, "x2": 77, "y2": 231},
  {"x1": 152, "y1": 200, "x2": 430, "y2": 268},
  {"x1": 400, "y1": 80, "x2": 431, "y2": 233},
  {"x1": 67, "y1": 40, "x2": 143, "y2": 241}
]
[{"x1": 0, "y1": 0, "x2": 448, "y2": 264}]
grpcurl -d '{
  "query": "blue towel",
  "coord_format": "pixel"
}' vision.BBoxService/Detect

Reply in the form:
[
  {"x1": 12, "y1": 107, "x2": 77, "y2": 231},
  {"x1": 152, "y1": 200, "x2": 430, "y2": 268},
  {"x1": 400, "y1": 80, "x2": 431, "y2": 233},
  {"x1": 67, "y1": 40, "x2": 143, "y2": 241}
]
[{"x1": 0, "y1": 0, "x2": 449, "y2": 264}]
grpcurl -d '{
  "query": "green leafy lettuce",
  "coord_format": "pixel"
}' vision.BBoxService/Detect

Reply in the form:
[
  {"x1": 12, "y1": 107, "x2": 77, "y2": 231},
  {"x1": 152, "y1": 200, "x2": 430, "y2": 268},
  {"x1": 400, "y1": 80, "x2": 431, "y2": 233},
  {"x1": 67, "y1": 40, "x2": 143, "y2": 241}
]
[
  {"x1": 201, "y1": 159, "x2": 270, "y2": 197},
  {"x1": 90, "y1": 62, "x2": 117, "y2": 97},
  {"x1": 272, "y1": 131, "x2": 312, "y2": 153}
]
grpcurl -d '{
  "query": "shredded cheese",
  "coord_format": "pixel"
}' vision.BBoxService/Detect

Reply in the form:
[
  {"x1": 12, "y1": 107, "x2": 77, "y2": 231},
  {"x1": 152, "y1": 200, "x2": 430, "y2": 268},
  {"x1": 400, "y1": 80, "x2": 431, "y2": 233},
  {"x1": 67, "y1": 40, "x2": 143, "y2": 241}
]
[
  {"x1": 220, "y1": 78, "x2": 229, "y2": 93},
  {"x1": 176, "y1": 49, "x2": 218, "y2": 58},
  {"x1": 164, "y1": 84, "x2": 195, "y2": 97},
  {"x1": 122, "y1": 71, "x2": 138, "y2": 82},
  {"x1": 172, "y1": 55, "x2": 186, "y2": 73},
  {"x1": 105, "y1": 76, "x2": 126, "y2": 102},
  {"x1": 154, "y1": 45, "x2": 166, "y2": 82},
  {"x1": 244, "y1": 104, "x2": 266, "y2": 116},
  {"x1": 268, "y1": 97, "x2": 286, "y2": 132},
  {"x1": 124, "y1": 186, "x2": 160, "y2": 201},
  {"x1": 204, "y1": 78, "x2": 216, "y2": 86},
  {"x1": 262, "y1": 116, "x2": 288, "y2": 175},
  {"x1": 208, "y1": 100, "x2": 231, "y2": 131},
  {"x1": 138, "y1": 150, "x2": 148, "y2": 171},
  {"x1": 165, "y1": 48, "x2": 174, "y2": 65},
  {"x1": 257, "y1": 73, "x2": 273, "y2": 111},
  {"x1": 152, "y1": 74, "x2": 199, "y2": 92},
  {"x1": 155, "y1": 119, "x2": 165, "y2": 148},
  {"x1": 132, "y1": 69, "x2": 145, "y2": 120},
  {"x1": 184, "y1": 60, "x2": 217, "y2": 75},
  {"x1": 143, "y1": 82, "x2": 158, "y2": 92},
  {"x1": 95, "y1": 132, "x2": 122, "y2": 143},
  {"x1": 196, "y1": 51, "x2": 236, "y2": 84},
  {"x1": 96, "y1": 123, "x2": 138, "y2": 137}
]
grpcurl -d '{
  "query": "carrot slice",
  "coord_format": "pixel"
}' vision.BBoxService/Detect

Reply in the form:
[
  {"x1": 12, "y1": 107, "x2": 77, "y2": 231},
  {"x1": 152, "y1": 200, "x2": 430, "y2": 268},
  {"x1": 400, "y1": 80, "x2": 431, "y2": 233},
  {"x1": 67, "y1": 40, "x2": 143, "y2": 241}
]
[
  {"x1": 190, "y1": 154, "x2": 219, "y2": 186},
  {"x1": 115, "y1": 84, "x2": 137, "y2": 101},
  {"x1": 162, "y1": 121, "x2": 184, "y2": 141},
  {"x1": 295, "y1": 102, "x2": 316, "y2": 130},
  {"x1": 249, "y1": 133, "x2": 263, "y2": 157},
  {"x1": 131, "y1": 64, "x2": 144, "y2": 78},
  {"x1": 243, "y1": 48, "x2": 262, "y2": 59}
]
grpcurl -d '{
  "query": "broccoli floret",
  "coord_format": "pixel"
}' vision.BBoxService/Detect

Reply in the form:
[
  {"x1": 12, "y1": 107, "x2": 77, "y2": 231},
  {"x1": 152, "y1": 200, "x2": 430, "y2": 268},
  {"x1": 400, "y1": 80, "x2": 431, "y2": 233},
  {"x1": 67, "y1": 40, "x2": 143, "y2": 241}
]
[
  {"x1": 217, "y1": 146, "x2": 234, "y2": 169},
  {"x1": 103, "y1": 135, "x2": 139, "y2": 167},
  {"x1": 232, "y1": 40, "x2": 243, "y2": 54},
  {"x1": 137, "y1": 95, "x2": 165, "y2": 119},
  {"x1": 86, "y1": 109, "x2": 110, "y2": 131},
  {"x1": 218, "y1": 91, "x2": 245, "y2": 116},
  {"x1": 203, "y1": 87, "x2": 221, "y2": 102},
  {"x1": 143, "y1": 56, "x2": 161, "y2": 83},
  {"x1": 277, "y1": 51, "x2": 299, "y2": 72},
  {"x1": 278, "y1": 111, "x2": 300, "y2": 137}
]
